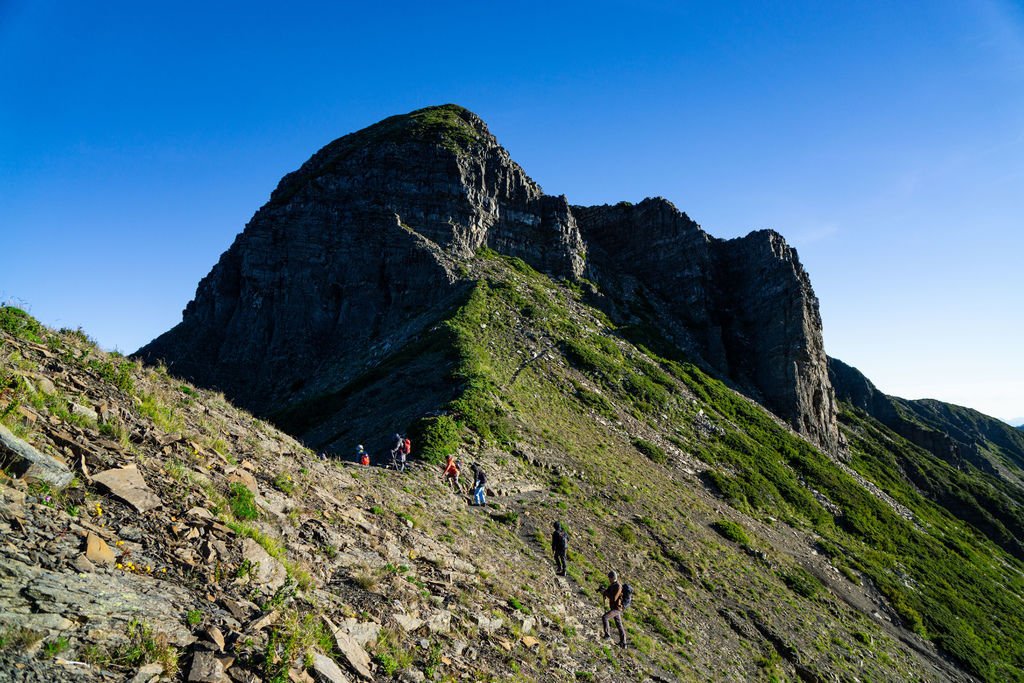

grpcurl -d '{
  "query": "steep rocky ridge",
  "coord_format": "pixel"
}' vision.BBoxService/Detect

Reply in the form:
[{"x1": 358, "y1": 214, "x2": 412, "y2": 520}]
[
  {"x1": 138, "y1": 105, "x2": 839, "y2": 454},
  {"x1": 574, "y1": 198, "x2": 840, "y2": 453},
  {"x1": 137, "y1": 105, "x2": 585, "y2": 420}
]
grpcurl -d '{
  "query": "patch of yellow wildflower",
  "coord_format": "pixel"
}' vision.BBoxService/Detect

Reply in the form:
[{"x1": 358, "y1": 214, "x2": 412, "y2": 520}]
[{"x1": 115, "y1": 559, "x2": 155, "y2": 575}]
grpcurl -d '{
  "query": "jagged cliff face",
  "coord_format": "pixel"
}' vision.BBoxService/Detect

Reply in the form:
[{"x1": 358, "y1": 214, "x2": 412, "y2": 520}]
[
  {"x1": 139, "y1": 105, "x2": 839, "y2": 452},
  {"x1": 575, "y1": 199, "x2": 841, "y2": 453},
  {"x1": 138, "y1": 106, "x2": 585, "y2": 413}
]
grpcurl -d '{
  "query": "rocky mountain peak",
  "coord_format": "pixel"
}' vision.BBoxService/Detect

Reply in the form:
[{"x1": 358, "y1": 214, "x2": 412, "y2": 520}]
[{"x1": 139, "y1": 106, "x2": 839, "y2": 453}]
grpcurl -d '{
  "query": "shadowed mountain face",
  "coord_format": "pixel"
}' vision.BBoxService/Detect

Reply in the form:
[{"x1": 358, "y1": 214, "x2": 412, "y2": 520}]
[
  {"x1": 575, "y1": 199, "x2": 840, "y2": 453},
  {"x1": 137, "y1": 106, "x2": 585, "y2": 417},
  {"x1": 137, "y1": 105, "x2": 839, "y2": 452}
]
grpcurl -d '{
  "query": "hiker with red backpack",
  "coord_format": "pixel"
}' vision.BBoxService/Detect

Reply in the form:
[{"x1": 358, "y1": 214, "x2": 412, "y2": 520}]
[
  {"x1": 602, "y1": 570, "x2": 630, "y2": 649},
  {"x1": 390, "y1": 433, "x2": 410, "y2": 471},
  {"x1": 356, "y1": 444, "x2": 370, "y2": 467}
]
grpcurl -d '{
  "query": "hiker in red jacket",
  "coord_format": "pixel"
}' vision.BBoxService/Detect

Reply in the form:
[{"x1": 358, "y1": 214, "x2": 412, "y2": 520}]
[{"x1": 441, "y1": 454, "x2": 461, "y2": 492}]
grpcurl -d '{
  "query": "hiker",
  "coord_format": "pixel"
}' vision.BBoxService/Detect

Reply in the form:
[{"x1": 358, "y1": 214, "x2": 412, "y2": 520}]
[
  {"x1": 471, "y1": 462, "x2": 487, "y2": 506},
  {"x1": 441, "y1": 454, "x2": 460, "y2": 492},
  {"x1": 552, "y1": 521, "x2": 568, "y2": 576},
  {"x1": 390, "y1": 433, "x2": 408, "y2": 471},
  {"x1": 602, "y1": 570, "x2": 628, "y2": 649},
  {"x1": 356, "y1": 444, "x2": 370, "y2": 467}
]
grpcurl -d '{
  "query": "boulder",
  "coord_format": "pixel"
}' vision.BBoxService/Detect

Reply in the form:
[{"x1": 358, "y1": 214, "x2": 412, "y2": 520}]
[
  {"x1": 321, "y1": 614, "x2": 373, "y2": 680},
  {"x1": 0, "y1": 424, "x2": 73, "y2": 489},
  {"x1": 310, "y1": 653, "x2": 352, "y2": 683},
  {"x1": 239, "y1": 538, "x2": 287, "y2": 590},
  {"x1": 92, "y1": 464, "x2": 162, "y2": 512}
]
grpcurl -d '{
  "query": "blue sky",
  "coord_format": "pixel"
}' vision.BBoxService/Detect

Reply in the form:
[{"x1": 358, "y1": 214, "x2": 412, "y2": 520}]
[{"x1": 2, "y1": 1, "x2": 1022, "y2": 421}]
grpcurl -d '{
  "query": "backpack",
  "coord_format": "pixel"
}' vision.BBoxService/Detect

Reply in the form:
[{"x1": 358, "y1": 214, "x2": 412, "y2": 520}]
[
  {"x1": 621, "y1": 583, "x2": 634, "y2": 610},
  {"x1": 402, "y1": 438, "x2": 411, "y2": 454}
]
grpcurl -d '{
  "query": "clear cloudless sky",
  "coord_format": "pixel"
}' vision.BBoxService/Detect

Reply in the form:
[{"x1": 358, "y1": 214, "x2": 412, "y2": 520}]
[{"x1": 2, "y1": 1, "x2": 1022, "y2": 421}]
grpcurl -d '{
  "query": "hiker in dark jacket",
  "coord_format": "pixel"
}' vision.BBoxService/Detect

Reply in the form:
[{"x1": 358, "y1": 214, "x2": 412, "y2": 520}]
[
  {"x1": 471, "y1": 463, "x2": 487, "y2": 506},
  {"x1": 552, "y1": 521, "x2": 568, "y2": 576},
  {"x1": 602, "y1": 570, "x2": 627, "y2": 648}
]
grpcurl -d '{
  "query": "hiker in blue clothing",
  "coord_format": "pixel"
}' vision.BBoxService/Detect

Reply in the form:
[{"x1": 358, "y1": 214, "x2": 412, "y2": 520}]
[{"x1": 471, "y1": 462, "x2": 487, "y2": 506}]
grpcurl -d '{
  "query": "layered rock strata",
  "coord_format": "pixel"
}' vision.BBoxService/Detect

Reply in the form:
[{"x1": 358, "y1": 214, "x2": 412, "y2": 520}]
[
  {"x1": 575, "y1": 198, "x2": 841, "y2": 453},
  {"x1": 140, "y1": 105, "x2": 841, "y2": 452},
  {"x1": 138, "y1": 106, "x2": 585, "y2": 414}
]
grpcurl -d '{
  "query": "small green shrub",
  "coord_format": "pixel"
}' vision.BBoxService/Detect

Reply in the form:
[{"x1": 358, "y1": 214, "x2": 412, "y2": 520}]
[
  {"x1": 711, "y1": 520, "x2": 751, "y2": 546},
  {"x1": 615, "y1": 524, "x2": 637, "y2": 544},
  {"x1": 0, "y1": 306, "x2": 45, "y2": 343},
  {"x1": 575, "y1": 386, "x2": 616, "y2": 419},
  {"x1": 228, "y1": 483, "x2": 258, "y2": 521},
  {"x1": 42, "y1": 636, "x2": 69, "y2": 657},
  {"x1": 493, "y1": 511, "x2": 519, "y2": 525},
  {"x1": 564, "y1": 337, "x2": 621, "y2": 378},
  {"x1": 272, "y1": 472, "x2": 295, "y2": 495},
  {"x1": 373, "y1": 628, "x2": 413, "y2": 677},
  {"x1": 0, "y1": 627, "x2": 42, "y2": 652},
  {"x1": 118, "y1": 620, "x2": 179, "y2": 676},
  {"x1": 780, "y1": 567, "x2": 822, "y2": 599},
  {"x1": 552, "y1": 475, "x2": 574, "y2": 495},
  {"x1": 88, "y1": 357, "x2": 135, "y2": 394},
  {"x1": 622, "y1": 372, "x2": 669, "y2": 409},
  {"x1": 632, "y1": 438, "x2": 667, "y2": 464},
  {"x1": 186, "y1": 610, "x2": 202, "y2": 627},
  {"x1": 411, "y1": 414, "x2": 461, "y2": 465}
]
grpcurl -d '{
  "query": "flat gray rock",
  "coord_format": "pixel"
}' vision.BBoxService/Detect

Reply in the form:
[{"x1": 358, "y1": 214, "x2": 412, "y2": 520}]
[
  {"x1": 392, "y1": 613, "x2": 423, "y2": 633},
  {"x1": 188, "y1": 651, "x2": 226, "y2": 682},
  {"x1": 310, "y1": 653, "x2": 352, "y2": 683},
  {"x1": 322, "y1": 614, "x2": 373, "y2": 680},
  {"x1": 0, "y1": 551, "x2": 195, "y2": 647},
  {"x1": 239, "y1": 537, "x2": 287, "y2": 590},
  {"x1": 92, "y1": 464, "x2": 162, "y2": 513}
]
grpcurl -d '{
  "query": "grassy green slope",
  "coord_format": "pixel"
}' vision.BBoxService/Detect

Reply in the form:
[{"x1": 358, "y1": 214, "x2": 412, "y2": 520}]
[
  {"x1": 6, "y1": 249, "x2": 1023, "y2": 681},
  {"x1": 424, "y1": 252, "x2": 1024, "y2": 681}
]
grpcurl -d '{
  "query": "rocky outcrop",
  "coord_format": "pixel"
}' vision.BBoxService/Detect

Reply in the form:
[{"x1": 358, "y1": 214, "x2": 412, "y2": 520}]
[
  {"x1": 137, "y1": 105, "x2": 585, "y2": 415},
  {"x1": 138, "y1": 106, "x2": 841, "y2": 452},
  {"x1": 575, "y1": 198, "x2": 841, "y2": 453}
]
